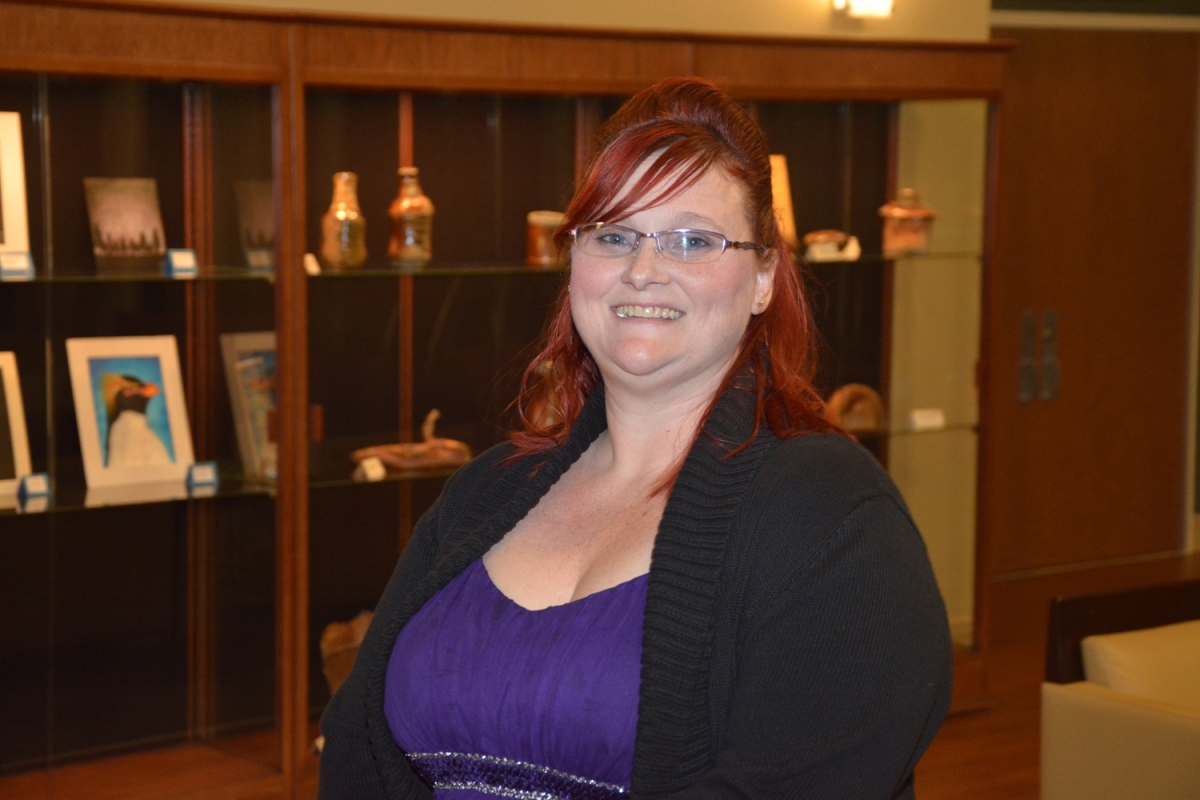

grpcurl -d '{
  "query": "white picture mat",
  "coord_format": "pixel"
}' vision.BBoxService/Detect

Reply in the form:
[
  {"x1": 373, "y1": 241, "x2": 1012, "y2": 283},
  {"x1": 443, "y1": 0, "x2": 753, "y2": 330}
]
[
  {"x1": 220, "y1": 330, "x2": 276, "y2": 480},
  {"x1": 0, "y1": 112, "x2": 30, "y2": 253},
  {"x1": 66, "y1": 335, "x2": 194, "y2": 488},
  {"x1": 0, "y1": 351, "x2": 32, "y2": 495}
]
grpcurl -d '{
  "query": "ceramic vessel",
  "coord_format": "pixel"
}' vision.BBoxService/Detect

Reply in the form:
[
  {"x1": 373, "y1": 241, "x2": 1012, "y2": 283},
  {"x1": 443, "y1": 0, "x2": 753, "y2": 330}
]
[
  {"x1": 319, "y1": 171, "x2": 367, "y2": 271},
  {"x1": 388, "y1": 167, "x2": 434, "y2": 268},
  {"x1": 879, "y1": 188, "x2": 935, "y2": 257}
]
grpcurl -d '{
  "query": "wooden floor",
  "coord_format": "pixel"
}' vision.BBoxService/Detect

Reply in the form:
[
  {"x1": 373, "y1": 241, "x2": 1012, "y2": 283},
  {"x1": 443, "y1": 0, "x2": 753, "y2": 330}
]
[
  {"x1": 914, "y1": 551, "x2": 1200, "y2": 799},
  {"x1": 0, "y1": 738, "x2": 281, "y2": 800}
]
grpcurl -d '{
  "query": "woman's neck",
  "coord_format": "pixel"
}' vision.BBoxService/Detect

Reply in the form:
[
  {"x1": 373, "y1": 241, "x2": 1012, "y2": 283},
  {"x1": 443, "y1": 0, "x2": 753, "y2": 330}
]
[{"x1": 587, "y1": 375, "x2": 720, "y2": 485}]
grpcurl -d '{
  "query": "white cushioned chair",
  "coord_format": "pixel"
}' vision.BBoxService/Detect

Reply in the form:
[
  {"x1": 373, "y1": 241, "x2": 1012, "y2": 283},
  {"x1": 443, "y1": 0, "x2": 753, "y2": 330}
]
[{"x1": 1041, "y1": 580, "x2": 1200, "y2": 800}]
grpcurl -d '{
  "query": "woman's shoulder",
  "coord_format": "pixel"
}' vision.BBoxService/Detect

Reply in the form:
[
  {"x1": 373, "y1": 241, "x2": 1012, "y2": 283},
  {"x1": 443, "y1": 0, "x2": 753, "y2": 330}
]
[
  {"x1": 765, "y1": 431, "x2": 905, "y2": 507},
  {"x1": 431, "y1": 440, "x2": 558, "y2": 527},
  {"x1": 726, "y1": 431, "x2": 936, "y2": 627},
  {"x1": 433, "y1": 441, "x2": 522, "y2": 512},
  {"x1": 737, "y1": 431, "x2": 917, "y2": 561}
]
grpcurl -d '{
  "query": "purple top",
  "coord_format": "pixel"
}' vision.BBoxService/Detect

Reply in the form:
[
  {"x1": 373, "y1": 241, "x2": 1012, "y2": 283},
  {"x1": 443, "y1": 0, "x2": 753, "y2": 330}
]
[{"x1": 385, "y1": 557, "x2": 648, "y2": 799}]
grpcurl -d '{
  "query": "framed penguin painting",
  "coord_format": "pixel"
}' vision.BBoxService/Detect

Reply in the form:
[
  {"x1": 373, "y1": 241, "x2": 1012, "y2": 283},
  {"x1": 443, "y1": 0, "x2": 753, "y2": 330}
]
[{"x1": 66, "y1": 335, "x2": 194, "y2": 488}]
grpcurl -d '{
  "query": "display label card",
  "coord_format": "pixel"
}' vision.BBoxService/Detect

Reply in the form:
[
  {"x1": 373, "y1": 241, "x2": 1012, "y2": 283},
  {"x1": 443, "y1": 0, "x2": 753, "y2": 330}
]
[
  {"x1": 246, "y1": 248, "x2": 274, "y2": 273},
  {"x1": 21, "y1": 495, "x2": 49, "y2": 514},
  {"x1": 187, "y1": 461, "x2": 219, "y2": 490},
  {"x1": 164, "y1": 249, "x2": 198, "y2": 278},
  {"x1": 908, "y1": 408, "x2": 947, "y2": 432},
  {"x1": 353, "y1": 456, "x2": 387, "y2": 483},
  {"x1": 18, "y1": 473, "x2": 50, "y2": 500},
  {"x1": 0, "y1": 251, "x2": 35, "y2": 280}
]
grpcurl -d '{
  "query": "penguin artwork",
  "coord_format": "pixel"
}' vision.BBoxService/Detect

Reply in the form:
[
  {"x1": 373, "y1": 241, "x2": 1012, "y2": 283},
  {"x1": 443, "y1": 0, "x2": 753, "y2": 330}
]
[{"x1": 102, "y1": 372, "x2": 172, "y2": 467}]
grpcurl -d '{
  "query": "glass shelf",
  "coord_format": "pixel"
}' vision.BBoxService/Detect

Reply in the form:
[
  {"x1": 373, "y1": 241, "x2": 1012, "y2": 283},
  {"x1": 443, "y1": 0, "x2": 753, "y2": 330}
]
[
  {"x1": 806, "y1": 251, "x2": 981, "y2": 266},
  {"x1": 854, "y1": 421, "x2": 978, "y2": 439},
  {"x1": 0, "y1": 467, "x2": 274, "y2": 517},
  {"x1": 309, "y1": 465, "x2": 458, "y2": 491},
  {"x1": 1, "y1": 265, "x2": 274, "y2": 284},
  {"x1": 309, "y1": 262, "x2": 567, "y2": 279}
]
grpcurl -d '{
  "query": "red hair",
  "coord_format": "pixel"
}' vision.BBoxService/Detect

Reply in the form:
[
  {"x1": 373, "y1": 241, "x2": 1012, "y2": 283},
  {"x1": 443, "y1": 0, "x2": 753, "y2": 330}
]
[{"x1": 509, "y1": 77, "x2": 835, "y2": 466}]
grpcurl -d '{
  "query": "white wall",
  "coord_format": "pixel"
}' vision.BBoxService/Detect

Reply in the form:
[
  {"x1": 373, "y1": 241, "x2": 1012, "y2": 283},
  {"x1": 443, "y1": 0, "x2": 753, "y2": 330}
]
[{"x1": 181, "y1": 0, "x2": 991, "y2": 41}]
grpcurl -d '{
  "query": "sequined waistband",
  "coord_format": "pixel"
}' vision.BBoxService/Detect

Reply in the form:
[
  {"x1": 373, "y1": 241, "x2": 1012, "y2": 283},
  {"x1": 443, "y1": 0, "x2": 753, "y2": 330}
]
[{"x1": 407, "y1": 751, "x2": 629, "y2": 800}]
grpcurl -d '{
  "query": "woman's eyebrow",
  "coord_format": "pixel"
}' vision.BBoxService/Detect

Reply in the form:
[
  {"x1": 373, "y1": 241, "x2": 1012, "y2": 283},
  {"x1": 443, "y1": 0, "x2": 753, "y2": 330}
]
[{"x1": 660, "y1": 211, "x2": 723, "y2": 229}]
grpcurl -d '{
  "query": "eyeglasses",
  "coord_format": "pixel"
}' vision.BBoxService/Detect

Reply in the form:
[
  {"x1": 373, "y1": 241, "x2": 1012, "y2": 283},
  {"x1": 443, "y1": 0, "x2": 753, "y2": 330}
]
[{"x1": 571, "y1": 222, "x2": 765, "y2": 265}]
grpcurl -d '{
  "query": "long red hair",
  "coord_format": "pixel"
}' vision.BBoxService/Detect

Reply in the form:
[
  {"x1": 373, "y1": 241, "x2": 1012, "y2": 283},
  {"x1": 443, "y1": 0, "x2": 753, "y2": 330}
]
[{"x1": 509, "y1": 77, "x2": 835, "y2": 464}]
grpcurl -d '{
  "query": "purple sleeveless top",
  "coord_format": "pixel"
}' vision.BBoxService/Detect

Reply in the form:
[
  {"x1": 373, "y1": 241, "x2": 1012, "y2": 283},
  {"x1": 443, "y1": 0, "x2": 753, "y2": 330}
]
[{"x1": 384, "y1": 557, "x2": 648, "y2": 799}]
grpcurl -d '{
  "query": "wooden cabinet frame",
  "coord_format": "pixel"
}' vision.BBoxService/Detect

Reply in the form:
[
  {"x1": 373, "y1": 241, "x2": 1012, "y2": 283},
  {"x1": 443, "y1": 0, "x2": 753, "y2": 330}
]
[{"x1": 0, "y1": 1, "x2": 1010, "y2": 795}]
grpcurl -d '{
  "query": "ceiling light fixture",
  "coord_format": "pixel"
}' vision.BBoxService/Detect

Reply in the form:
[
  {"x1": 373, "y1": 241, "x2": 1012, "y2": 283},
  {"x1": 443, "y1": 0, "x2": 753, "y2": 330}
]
[{"x1": 832, "y1": 0, "x2": 894, "y2": 18}]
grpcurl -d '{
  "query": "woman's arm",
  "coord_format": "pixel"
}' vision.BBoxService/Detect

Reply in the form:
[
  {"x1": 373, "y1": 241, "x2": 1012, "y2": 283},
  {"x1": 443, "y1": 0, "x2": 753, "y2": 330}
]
[{"x1": 669, "y1": 494, "x2": 953, "y2": 800}]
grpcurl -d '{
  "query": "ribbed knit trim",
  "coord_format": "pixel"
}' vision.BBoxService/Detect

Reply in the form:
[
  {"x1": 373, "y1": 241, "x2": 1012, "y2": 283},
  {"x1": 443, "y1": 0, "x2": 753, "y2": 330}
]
[
  {"x1": 630, "y1": 384, "x2": 776, "y2": 797},
  {"x1": 361, "y1": 379, "x2": 776, "y2": 799}
]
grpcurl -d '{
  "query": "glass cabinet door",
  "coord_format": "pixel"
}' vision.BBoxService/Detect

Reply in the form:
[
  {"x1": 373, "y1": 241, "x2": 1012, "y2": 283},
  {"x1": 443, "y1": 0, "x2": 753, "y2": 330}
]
[
  {"x1": 757, "y1": 96, "x2": 990, "y2": 693},
  {"x1": 888, "y1": 100, "x2": 988, "y2": 655},
  {"x1": 303, "y1": 88, "x2": 571, "y2": 724},
  {"x1": 0, "y1": 75, "x2": 282, "y2": 798}
]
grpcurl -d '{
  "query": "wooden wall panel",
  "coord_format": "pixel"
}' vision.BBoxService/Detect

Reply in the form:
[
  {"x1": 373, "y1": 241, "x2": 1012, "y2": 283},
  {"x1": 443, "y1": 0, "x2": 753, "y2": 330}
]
[
  {"x1": 985, "y1": 28, "x2": 1198, "y2": 573},
  {"x1": 301, "y1": 24, "x2": 690, "y2": 93},
  {"x1": 0, "y1": 1, "x2": 285, "y2": 82},
  {"x1": 694, "y1": 40, "x2": 1009, "y2": 101}
]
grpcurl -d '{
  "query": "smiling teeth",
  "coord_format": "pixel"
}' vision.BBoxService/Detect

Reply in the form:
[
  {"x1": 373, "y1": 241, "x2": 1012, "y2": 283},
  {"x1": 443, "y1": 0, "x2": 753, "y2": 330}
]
[{"x1": 615, "y1": 305, "x2": 682, "y2": 320}]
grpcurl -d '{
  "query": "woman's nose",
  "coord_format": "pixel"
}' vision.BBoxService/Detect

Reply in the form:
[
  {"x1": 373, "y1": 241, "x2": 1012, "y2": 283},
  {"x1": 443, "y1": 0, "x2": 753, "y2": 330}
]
[{"x1": 623, "y1": 237, "x2": 669, "y2": 288}]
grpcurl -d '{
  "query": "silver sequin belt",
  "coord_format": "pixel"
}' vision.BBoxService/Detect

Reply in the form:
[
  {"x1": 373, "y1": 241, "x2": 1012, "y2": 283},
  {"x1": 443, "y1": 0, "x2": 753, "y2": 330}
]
[{"x1": 407, "y1": 751, "x2": 630, "y2": 800}]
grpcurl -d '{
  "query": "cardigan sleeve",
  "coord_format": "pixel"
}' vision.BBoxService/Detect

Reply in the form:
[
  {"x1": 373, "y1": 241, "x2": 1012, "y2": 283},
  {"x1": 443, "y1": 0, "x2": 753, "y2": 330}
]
[
  {"x1": 317, "y1": 495, "x2": 443, "y2": 800},
  {"x1": 664, "y1": 493, "x2": 953, "y2": 800}
]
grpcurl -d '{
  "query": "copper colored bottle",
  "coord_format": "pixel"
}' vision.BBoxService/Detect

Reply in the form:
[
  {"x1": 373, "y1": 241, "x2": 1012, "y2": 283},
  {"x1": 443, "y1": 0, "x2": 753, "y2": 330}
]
[
  {"x1": 320, "y1": 172, "x2": 367, "y2": 270},
  {"x1": 388, "y1": 166, "x2": 434, "y2": 268}
]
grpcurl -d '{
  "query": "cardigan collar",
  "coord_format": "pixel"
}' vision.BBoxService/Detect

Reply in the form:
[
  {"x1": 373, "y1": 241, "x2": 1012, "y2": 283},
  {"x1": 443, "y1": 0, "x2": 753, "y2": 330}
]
[{"x1": 364, "y1": 376, "x2": 777, "y2": 798}]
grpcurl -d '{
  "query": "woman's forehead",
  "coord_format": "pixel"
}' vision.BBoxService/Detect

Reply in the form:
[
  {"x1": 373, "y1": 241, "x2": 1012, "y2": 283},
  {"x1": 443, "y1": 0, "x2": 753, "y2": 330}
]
[{"x1": 613, "y1": 165, "x2": 750, "y2": 230}]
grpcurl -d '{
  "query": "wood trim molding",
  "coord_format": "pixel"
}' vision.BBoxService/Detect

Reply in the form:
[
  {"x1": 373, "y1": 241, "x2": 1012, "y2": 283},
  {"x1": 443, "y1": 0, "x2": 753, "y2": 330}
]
[
  {"x1": 26, "y1": 0, "x2": 1013, "y2": 49},
  {"x1": 0, "y1": 1, "x2": 1010, "y2": 99},
  {"x1": 0, "y1": 1, "x2": 287, "y2": 82},
  {"x1": 299, "y1": 23, "x2": 691, "y2": 93},
  {"x1": 694, "y1": 40, "x2": 1010, "y2": 100}
]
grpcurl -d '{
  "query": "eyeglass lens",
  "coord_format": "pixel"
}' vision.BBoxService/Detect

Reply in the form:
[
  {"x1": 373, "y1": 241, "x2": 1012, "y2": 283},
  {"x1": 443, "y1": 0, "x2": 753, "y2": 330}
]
[{"x1": 575, "y1": 224, "x2": 728, "y2": 264}]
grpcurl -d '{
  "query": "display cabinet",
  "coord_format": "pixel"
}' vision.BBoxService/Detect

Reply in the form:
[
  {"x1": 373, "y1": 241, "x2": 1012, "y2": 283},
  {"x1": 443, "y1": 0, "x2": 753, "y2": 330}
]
[{"x1": 0, "y1": 2, "x2": 1009, "y2": 797}]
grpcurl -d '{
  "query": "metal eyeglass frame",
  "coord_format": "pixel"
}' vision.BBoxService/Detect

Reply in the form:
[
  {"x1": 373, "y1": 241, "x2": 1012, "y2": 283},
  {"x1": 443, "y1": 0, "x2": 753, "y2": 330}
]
[{"x1": 570, "y1": 222, "x2": 766, "y2": 264}]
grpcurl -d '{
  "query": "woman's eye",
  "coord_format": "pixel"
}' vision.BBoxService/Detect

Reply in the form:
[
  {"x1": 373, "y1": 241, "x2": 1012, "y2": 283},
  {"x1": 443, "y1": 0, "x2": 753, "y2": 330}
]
[{"x1": 681, "y1": 235, "x2": 712, "y2": 249}]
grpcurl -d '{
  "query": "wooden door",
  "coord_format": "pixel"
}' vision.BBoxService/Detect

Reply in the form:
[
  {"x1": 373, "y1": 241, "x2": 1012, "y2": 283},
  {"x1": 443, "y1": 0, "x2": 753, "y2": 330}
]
[{"x1": 985, "y1": 27, "x2": 1198, "y2": 574}]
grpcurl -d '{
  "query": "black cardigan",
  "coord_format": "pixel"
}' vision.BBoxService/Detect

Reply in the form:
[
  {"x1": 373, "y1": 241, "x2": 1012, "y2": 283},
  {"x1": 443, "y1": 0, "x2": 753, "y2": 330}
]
[{"x1": 318, "y1": 382, "x2": 953, "y2": 799}]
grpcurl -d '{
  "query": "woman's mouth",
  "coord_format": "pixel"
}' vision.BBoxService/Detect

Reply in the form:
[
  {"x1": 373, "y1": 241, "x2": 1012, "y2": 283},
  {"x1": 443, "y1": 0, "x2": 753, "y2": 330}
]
[{"x1": 613, "y1": 305, "x2": 682, "y2": 320}]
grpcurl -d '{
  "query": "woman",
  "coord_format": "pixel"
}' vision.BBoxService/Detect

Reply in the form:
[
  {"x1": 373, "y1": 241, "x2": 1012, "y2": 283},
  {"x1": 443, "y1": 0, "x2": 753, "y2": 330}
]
[{"x1": 319, "y1": 77, "x2": 952, "y2": 800}]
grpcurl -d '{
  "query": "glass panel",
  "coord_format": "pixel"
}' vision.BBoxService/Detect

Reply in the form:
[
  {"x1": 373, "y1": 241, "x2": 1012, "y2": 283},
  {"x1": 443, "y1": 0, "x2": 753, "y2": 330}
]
[
  {"x1": 207, "y1": 85, "x2": 279, "y2": 771},
  {"x1": 412, "y1": 93, "x2": 575, "y2": 265},
  {"x1": 758, "y1": 98, "x2": 986, "y2": 651},
  {"x1": 888, "y1": 99, "x2": 988, "y2": 650},
  {"x1": 757, "y1": 101, "x2": 891, "y2": 460},
  {"x1": 0, "y1": 75, "x2": 279, "y2": 795},
  {"x1": 304, "y1": 89, "x2": 575, "y2": 723}
]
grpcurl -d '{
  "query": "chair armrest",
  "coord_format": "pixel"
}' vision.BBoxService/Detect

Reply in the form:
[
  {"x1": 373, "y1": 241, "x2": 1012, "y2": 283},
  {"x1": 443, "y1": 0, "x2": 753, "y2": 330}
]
[{"x1": 1042, "y1": 681, "x2": 1200, "y2": 800}]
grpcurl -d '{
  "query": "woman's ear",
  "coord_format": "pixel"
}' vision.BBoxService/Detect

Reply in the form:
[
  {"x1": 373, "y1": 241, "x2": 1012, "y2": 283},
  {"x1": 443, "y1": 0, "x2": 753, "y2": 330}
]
[{"x1": 751, "y1": 265, "x2": 775, "y2": 315}]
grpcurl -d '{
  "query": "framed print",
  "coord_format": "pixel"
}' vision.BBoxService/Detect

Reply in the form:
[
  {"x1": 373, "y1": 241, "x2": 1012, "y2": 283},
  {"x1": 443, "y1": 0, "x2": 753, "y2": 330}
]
[
  {"x1": 66, "y1": 335, "x2": 194, "y2": 489},
  {"x1": 0, "y1": 352, "x2": 31, "y2": 495},
  {"x1": 234, "y1": 180, "x2": 275, "y2": 271},
  {"x1": 220, "y1": 331, "x2": 276, "y2": 480},
  {"x1": 0, "y1": 112, "x2": 30, "y2": 255},
  {"x1": 83, "y1": 177, "x2": 167, "y2": 276}
]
